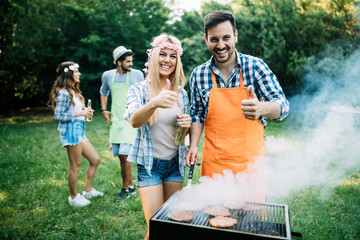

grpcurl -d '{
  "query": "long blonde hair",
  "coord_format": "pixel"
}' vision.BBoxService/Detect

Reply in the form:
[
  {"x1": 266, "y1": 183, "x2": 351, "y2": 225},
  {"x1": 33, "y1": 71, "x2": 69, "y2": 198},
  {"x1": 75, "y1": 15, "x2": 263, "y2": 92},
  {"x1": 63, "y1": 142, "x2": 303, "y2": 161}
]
[
  {"x1": 49, "y1": 61, "x2": 84, "y2": 110},
  {"x1": 146, "y1": 34, "x2": 185, "y2": 125}
]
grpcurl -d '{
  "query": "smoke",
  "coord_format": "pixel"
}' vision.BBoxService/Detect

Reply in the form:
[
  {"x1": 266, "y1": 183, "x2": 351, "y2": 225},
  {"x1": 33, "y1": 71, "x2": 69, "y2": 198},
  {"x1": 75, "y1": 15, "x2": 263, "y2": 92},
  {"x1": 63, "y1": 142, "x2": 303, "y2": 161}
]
[
  {"x1": 266, "y1": 46, "x2": 360, "y2": 200},
  {"x1": 170, "y1": 167, "x2": 265, "y2": 211},
  {"x1": 167, "y1": 45, "x2": 360, "y2": 210},
  {"x1": 172, "y1": 46, "x2": 360, "y2": 209}
]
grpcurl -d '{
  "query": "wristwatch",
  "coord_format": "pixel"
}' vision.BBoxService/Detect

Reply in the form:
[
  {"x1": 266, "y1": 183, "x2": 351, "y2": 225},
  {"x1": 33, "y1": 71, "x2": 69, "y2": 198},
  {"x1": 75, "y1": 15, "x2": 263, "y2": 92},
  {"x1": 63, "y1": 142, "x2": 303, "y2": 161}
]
[{"x1": 101, "y1": 109, "x2": 106, "y2": 112}]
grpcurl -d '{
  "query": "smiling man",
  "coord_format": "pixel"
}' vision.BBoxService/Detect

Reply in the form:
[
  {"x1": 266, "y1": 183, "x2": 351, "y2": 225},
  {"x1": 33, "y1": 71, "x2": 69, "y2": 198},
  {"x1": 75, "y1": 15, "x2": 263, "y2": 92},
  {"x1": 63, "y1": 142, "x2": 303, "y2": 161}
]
[
  {"x1": 185, "y1": 11, "x2": 290, "y2": 203},
  {"x1": 100, "y1": 46, "x2": 144, "y2": 201}
]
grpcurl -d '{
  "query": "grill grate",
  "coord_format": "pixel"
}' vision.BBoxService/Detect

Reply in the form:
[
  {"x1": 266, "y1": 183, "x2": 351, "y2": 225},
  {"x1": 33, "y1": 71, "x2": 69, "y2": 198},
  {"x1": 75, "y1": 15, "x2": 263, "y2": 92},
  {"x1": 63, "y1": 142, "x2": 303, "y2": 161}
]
[{"x1": 150, "y1": 194, "x2": 292, "y2": 239}]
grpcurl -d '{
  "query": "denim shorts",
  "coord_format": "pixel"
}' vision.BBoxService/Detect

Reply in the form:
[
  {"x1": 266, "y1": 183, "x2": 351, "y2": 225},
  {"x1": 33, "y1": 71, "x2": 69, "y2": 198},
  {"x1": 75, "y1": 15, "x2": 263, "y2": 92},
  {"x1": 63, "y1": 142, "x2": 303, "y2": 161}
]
[
  {"x1": 60, "y1": 119, "x2": 88, "y2": 147},
  {"x1": 112, "y1": 143, "x2": 132, "y2": 156},
  {"x1": 137, "y1": 155, "x2": 185, "y2": 188}
]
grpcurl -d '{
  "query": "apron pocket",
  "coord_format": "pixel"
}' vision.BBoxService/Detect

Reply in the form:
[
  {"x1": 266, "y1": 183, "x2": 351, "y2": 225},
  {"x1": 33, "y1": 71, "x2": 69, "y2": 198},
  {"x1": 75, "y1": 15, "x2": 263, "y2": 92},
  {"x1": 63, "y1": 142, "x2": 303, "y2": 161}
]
[{"x1": 215, "y1": 133, "x2": 245, "y2": 161}]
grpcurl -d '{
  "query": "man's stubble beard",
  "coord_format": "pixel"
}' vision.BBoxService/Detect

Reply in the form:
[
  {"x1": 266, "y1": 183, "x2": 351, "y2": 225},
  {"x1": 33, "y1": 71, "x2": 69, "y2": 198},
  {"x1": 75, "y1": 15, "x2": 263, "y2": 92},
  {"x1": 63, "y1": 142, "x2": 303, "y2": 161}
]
[{"x1": 213, "y1": 48, "x2": 236, "y2": 64}]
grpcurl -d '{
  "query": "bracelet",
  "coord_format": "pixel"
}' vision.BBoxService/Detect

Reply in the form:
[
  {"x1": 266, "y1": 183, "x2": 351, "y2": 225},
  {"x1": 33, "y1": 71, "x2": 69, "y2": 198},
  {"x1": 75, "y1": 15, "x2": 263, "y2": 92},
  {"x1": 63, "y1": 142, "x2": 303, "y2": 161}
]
[{"x1": 101, "y1": 109, "x2": 106, "y2": 112}]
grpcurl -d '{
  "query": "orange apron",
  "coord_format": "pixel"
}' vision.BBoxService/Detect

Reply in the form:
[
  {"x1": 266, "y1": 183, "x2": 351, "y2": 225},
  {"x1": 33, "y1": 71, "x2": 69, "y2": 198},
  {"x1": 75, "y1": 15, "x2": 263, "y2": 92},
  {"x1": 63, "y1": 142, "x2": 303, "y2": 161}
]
[{"x1": 201, "y1": 67, "x2": 267, "y2": 202}]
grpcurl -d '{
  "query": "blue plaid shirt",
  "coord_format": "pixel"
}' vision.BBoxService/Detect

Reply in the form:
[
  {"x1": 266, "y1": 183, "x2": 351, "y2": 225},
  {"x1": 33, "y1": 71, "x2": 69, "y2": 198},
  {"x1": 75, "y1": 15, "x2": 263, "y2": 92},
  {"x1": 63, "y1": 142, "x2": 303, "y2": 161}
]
[
  {"x1": 54, "y1": 89, "x2": 76, "y2": 134},
  {"x1": 123, "y1": 81, "x2": 189, "y2": 177},
  {"x1": 190, "y1": 50, "x2": 289, "y2": 127}
]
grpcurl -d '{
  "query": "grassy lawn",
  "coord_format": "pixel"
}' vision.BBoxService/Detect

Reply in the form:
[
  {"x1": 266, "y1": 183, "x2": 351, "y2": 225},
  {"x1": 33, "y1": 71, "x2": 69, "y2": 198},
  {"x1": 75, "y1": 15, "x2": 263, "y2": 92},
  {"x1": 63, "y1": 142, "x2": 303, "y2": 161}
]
[{"x1": 0, "y1": 110, "x2": 359, "y2": 239}]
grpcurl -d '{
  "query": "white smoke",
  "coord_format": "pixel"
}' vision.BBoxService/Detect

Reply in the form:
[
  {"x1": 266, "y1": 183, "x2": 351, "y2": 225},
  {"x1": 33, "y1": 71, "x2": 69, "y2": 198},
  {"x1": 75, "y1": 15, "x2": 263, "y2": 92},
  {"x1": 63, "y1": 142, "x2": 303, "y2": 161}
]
[
  {"x1": 170, "y1": 166, "x2": 265, "y2": 211},
  {"x1": 266, "y1": 47, "x2": 360, "y2": 200},
  {"x1": 168, "y1": 46, "x2": 360, "y2": 209}
]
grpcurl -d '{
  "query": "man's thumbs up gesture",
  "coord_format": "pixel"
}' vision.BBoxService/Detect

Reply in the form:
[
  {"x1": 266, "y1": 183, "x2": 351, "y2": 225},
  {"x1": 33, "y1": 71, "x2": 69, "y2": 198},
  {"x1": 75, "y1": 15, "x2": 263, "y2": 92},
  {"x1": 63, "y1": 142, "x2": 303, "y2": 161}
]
[
  {"x1": 152, "y1": 79, "x2": 177, "y2": 108},
  {"x1": 241, "y1": 85, "x2": 262, "y2": 120}
]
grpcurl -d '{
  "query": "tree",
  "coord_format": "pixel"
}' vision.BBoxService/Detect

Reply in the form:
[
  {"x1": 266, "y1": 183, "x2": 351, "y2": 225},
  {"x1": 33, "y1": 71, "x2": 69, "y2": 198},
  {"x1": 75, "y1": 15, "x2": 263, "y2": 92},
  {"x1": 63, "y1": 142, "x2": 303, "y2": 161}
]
[
  {"x1": 235, "y1": 0, "x2": 360, "y2": 94},
  {"x1": 0, "y1": 0, "x2": 170, "y2": 111}
]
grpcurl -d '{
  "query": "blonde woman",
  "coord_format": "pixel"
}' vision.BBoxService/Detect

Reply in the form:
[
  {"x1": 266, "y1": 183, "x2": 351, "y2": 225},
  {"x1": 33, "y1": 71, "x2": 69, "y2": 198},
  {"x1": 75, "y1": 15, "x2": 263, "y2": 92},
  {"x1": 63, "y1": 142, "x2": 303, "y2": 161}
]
[
  {"x1": 124, "y1": 34, "x2": 191, "y2": 239},
  {"x1": 50, "y1": 61, "x2": 103, "y2": 207}
]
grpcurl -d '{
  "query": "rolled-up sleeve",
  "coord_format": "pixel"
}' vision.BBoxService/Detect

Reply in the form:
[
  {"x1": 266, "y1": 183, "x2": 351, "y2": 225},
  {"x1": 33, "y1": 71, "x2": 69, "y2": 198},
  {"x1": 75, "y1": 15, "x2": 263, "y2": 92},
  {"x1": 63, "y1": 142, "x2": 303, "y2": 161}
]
[
  {"x1": 99, "y1": 72, "x2": 110, "y2": 96},
  {"x1": 54, "y1": 90, "x2": 75, "y2": 122},
  {"x1": 255, "y1": 61, "x2": 289, "y2": 121},
  {"x1": 190, "y1": 69, "x2": 205, "y2": 123}
]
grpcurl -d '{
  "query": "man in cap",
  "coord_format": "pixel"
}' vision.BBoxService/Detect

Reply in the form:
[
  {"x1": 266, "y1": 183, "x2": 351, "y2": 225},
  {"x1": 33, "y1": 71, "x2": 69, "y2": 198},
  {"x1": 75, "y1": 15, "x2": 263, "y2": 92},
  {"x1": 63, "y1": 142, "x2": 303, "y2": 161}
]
[{"x1": 100, "y1": 46, "x2": 144, "y2": 200}]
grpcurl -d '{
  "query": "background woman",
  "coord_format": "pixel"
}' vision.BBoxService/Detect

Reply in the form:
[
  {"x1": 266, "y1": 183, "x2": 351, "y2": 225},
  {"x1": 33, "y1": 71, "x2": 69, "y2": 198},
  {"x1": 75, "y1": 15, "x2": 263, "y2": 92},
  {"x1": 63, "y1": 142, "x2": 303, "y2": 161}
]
[
  {"x1": 124, "y1": 34, "x2": 191, "y2": 239},
  {"x1": 50, "y1": 61, "x2": 103, "y2": 207}
]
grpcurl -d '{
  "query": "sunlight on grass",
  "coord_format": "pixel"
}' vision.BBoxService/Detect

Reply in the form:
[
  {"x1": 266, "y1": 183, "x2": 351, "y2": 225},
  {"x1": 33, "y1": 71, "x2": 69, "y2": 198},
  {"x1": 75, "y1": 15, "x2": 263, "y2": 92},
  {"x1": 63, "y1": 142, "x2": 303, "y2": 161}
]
[
  {"x1": 101, "y1": 150, "x2": 116, "y2": 160},
  {"x1": 47, "y1": 177, "x2": 67, "y2": 188},
  {"x1": 31, "y1": 206, "x2": 46, "y2": 216},
  {"x1": 0, "y1": 115, "x2": 53, "y2": 125},
  {"x1": 0, "y1": 191, "x2": 7, "y2": 201},
  {"x1": 341, "y1": 173, "x2": 360, "y2": 186}
]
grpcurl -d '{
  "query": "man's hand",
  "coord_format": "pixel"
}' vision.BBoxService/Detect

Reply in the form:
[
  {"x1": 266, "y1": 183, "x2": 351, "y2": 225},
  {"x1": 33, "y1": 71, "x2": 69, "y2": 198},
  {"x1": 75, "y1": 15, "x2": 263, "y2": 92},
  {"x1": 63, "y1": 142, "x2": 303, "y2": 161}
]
[
  {"x1": 185, "y1": 145, "x2": 199, "y2": 167},
  {"x1": 241, "y1": 85, "x2": 262, "y2": 120},
  {"x1": 102, "y1": 111, "x2": 113, "y2": 124}
]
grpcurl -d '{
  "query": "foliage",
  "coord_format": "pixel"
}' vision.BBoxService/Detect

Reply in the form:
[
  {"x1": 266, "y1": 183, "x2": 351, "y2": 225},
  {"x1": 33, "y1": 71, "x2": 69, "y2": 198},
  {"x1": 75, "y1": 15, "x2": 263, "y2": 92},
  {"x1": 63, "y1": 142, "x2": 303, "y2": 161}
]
[
  {"x1": 1, "y1": 0, "x2": 169, "y2": 111},
  {"x1": 235, "y1": 0, "x2": 360, "y2": 95},
  {"x1": 0, "y1": 0, "x2": 359, "y2": 111},
  {"x1": 168, "y1": 10, "x2": 210, "y2": 82}
]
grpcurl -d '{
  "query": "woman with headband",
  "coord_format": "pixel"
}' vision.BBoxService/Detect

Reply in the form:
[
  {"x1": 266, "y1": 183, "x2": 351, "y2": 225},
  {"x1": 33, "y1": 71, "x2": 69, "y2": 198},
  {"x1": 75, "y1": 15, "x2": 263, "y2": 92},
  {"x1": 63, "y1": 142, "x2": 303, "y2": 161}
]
[
  {"x1": 50, "y1": 61, "x2": 103, "y2": 207},
  {"x1": 124, "y1": 34, "x2": 191, "y2": 239}
]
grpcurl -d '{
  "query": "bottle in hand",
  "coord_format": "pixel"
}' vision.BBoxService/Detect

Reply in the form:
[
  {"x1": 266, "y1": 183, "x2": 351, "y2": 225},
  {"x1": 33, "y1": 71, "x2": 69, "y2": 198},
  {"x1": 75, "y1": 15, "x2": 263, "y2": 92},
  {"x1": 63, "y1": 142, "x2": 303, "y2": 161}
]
[
  {"x1": 86, "y1": 99, "x2": 92, "y2": 122},
  {"x1": 175, "y1": 104, "x2": 185, "y2": 146}
]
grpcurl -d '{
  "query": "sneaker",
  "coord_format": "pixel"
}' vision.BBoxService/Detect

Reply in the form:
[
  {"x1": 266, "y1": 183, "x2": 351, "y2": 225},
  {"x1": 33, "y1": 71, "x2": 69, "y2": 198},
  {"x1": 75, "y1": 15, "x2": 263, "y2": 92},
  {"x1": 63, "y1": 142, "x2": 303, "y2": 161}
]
[
  {"x1": 82, "y1": 188, "x2": 104, "y2": 199},
  {"x1": 68, "y1": 193, "x2": 90, "y2": 207},
  {"x1": 115, "y1": 188, "x2": 130, "y2": 201},
  {"x1": 128, "y1": 185, "x2": 137, "y2": 195}
]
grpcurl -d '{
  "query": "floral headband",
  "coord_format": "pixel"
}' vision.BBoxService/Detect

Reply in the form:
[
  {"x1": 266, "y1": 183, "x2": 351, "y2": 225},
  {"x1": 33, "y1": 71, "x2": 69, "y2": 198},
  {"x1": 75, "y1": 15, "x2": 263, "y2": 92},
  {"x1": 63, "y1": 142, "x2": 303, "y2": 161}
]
[
  {"x1": 143, "y1": 42, "x2": 183, "y2": 80},
  {"x1": 64, "y1": 63, "x2": 79, "y2": 73}
]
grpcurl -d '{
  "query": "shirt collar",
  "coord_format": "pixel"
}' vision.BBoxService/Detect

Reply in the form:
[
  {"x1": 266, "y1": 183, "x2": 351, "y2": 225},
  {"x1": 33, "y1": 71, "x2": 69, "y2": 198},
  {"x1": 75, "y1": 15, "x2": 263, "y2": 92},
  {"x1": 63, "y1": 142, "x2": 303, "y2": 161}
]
[{"x1": 208, "y1": 50, "x2": 242, "y2": 80}]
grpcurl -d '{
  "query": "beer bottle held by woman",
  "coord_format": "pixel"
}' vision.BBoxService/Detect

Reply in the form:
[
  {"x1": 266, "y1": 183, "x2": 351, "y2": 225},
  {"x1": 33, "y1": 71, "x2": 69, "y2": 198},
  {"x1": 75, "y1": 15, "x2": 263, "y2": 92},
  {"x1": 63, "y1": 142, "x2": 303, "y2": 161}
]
[{"x1": 86, "y1": 99, "x2": 93, "y2": 122}]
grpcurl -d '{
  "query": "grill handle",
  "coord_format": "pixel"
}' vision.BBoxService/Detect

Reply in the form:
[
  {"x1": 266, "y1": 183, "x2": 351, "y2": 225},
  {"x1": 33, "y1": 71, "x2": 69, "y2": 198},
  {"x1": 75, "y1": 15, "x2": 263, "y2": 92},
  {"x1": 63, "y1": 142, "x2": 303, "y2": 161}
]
[
  {"x1": 188, "y1": 164, "x2": 194, "y2": 179},
  {"x1": 186, "y1": 164, "x2": 194, "y2": 187}
]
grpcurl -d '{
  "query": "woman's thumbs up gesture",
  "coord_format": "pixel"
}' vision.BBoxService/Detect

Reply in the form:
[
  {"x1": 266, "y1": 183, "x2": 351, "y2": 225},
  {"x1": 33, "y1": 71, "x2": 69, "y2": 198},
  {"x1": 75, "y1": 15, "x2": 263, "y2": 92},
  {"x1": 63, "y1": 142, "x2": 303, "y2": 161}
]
[{"x1": 152, "y1": 79, "x2": 177, "y2": 109}]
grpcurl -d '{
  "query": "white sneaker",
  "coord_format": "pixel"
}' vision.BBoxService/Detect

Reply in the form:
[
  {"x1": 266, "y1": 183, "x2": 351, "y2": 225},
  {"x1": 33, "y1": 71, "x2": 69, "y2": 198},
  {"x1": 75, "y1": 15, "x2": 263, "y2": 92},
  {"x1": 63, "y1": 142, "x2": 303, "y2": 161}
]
[
  {"x1": 82, "y1": 188, "x2": 104, "y2": 199},
  {"x1": 68, "y1": 193, "x2": 91, "y2": 207}
]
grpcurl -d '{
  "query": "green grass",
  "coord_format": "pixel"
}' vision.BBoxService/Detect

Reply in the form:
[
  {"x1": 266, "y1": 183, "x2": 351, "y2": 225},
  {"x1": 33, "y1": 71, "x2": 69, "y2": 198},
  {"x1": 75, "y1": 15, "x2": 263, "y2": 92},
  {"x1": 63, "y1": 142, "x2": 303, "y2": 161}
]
[{"x1": 0, "y1": 112, "x2": 359, "y2": 239}]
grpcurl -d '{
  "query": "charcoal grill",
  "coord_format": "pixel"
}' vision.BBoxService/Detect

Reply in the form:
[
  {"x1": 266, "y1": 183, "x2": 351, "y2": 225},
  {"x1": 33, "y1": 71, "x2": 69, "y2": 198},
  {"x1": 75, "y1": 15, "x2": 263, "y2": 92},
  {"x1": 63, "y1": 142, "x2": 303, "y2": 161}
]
[{"x1": 150, "y1": 193, "x2": 301, "y2": 239}]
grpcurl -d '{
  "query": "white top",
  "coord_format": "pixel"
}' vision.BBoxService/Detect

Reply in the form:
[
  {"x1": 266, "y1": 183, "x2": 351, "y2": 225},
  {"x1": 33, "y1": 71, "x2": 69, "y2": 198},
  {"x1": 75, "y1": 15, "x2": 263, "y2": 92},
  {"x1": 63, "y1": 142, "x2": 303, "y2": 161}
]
[
  {"x1": 149, "y1": 102, "x2": 181, "y2": 160},
  {"x1": 70, "y1": 97, "x2": 85, "y2": 121}
]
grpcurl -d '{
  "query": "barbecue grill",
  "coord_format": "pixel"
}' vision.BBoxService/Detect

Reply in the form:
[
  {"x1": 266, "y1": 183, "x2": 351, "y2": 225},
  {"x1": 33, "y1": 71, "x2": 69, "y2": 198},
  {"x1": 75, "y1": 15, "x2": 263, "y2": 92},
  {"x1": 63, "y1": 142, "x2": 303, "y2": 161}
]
[{"x1": 150, "y1": 193, "x2": 302, "y2": 239}]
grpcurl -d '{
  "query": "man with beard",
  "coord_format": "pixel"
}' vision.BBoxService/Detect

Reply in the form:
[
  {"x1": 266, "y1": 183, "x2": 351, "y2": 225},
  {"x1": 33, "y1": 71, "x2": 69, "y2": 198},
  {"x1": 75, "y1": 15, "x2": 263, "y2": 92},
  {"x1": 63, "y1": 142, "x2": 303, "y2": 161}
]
[
  {"x1": 185, "y1": 11, "x2": 289, "y2": 203},
  {"x1": 100, "y1": 46, "x2": 144, "y2": 201}
]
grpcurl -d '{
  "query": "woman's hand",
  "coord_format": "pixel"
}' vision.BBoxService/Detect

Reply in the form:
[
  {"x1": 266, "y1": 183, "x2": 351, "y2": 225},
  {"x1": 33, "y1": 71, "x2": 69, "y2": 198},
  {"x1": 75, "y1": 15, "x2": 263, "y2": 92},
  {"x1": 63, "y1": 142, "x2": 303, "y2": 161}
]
[
  {"x1": 150, "y1": 79, "x2": 177, "y2": 109},
  {"x1": 176, "y1": 114, "x2": 191, "y2": 129},
  {"x1": 77, "y1": 108, "x2": 94, "y2": 118}
]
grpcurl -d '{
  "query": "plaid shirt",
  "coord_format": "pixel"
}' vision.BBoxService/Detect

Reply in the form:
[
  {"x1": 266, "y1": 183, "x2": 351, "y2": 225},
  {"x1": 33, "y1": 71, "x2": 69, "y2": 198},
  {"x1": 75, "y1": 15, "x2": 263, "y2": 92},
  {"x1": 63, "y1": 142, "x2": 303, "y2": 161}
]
[
  {"x1": 190, "y1": 50, "x2": 289, "y2": 127},
  {"x1": 54, "y1": 89, "x2": 76, "y2": 134},
  {"x1": 123, "y1": 81, "x2": 189, "y2": 177}
]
